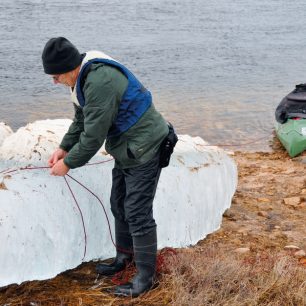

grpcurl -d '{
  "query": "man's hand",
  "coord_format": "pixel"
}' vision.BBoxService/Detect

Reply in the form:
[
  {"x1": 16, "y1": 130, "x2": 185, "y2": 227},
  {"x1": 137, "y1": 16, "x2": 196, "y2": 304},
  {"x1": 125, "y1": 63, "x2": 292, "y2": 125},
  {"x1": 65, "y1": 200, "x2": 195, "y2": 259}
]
[
  {"x1": 48, "y1": 148, "x2": 68, "y2": 167},
  {"x1": 50, "y1": 159, "x2": 70, "y2": 176}
]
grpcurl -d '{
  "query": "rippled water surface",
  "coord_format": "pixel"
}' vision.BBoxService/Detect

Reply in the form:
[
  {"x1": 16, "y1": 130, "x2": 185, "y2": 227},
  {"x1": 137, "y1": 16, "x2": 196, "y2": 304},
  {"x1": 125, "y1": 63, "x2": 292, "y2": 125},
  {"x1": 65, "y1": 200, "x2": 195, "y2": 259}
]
[{"x1": 1, "y1": 0, "x2": 306, "y2": 150}]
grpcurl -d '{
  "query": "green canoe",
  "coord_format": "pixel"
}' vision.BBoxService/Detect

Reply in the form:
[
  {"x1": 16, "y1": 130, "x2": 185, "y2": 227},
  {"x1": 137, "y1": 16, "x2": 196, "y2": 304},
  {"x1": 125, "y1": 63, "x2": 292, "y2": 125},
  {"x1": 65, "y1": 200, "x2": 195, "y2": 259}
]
[{"x1": 276, "y1": 119, "x2": 306, "y2": 157}]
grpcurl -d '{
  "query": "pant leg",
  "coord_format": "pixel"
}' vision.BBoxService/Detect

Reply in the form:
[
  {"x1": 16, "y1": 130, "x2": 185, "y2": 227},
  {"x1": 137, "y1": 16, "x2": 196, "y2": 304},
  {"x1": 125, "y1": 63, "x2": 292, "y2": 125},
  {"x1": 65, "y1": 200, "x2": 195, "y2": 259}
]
[
  {"x1": 109, "y1": 167, "x2": 133, "y2": 251},
  {"x1": 110, "y1": 167, "x2": 126, "y2": 222},
  {"x1": 122, "y1": 153, "x2": 161, "y2": 236}
]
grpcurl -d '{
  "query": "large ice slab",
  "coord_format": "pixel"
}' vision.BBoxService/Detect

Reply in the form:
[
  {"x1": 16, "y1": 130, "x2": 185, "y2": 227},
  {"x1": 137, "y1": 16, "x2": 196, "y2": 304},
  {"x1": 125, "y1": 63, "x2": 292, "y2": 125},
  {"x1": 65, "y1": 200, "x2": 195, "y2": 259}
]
[{"x1": 0, "y1": 120, "x2": 237, "y2": 287}]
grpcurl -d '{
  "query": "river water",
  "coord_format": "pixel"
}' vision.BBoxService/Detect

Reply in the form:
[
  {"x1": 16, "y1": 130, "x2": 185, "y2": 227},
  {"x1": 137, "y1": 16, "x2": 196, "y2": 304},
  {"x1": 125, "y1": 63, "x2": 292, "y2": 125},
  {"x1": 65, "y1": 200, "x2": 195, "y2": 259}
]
[{"x1": 1, "y1": 0, "x2": 306, "y2": 150}]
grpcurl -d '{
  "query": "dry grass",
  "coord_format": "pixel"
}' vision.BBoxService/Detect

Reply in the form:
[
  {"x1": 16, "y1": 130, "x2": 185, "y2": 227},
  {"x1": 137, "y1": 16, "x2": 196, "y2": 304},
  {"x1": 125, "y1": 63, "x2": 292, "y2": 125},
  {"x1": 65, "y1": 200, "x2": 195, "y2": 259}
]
[
  {"x1": 165, "y1": 246, "x2": 306, "y2": 306},
  {"x1": 0, "y1": 251, "x2": 175, "y2": 306},
  {"x1": 1, "y1": 246, "x2": 304, "y2": 306}
]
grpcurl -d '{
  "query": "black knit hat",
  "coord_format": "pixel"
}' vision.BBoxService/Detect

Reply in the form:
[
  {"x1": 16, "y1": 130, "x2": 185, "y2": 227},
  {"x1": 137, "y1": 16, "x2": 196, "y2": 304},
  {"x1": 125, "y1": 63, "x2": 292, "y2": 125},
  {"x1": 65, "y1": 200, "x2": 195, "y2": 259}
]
[{"x1": 42, "y1": 37, "x2": 82, "y2": 74}]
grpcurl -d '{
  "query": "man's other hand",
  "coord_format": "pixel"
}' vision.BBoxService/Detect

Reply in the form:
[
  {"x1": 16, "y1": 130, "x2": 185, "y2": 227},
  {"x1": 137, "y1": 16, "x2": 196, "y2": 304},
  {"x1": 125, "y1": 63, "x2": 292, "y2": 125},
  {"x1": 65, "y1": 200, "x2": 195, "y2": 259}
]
[
  {"x1": 50, "y1": 159, "x2": 70, "y2": 176},
  {"x1": 48, "y1": 148, "x2": 68, "y2": 167}
]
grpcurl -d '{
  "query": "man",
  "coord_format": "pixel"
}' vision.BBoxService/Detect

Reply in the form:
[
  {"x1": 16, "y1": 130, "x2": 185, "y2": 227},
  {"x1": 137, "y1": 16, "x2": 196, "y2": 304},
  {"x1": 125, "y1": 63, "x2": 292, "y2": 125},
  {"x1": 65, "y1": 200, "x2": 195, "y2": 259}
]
[{"x1": 42, "y1": 37, "x2": 175, "y2": 297}]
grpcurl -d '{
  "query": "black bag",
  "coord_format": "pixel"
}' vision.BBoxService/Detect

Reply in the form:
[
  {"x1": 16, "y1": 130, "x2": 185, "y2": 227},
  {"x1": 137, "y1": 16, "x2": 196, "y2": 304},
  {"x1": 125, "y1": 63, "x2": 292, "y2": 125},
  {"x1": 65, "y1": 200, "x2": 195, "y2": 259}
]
[
  {"x1": 275, "y1": 84, "x2": 306, "y2": 123},
  {"x1": 159, "y1": 122, "x2": 178, "y2": 168}
]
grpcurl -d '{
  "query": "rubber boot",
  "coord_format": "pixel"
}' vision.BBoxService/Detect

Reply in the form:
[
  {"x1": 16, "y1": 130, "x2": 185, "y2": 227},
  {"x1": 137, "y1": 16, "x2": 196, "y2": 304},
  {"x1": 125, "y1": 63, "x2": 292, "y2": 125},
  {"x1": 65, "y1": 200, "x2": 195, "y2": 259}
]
[
  {"x1": 113, "y1": 229, "x2": 157, "y2": 297},
  {"x1": 96, "y1": 220, "x2": 133, "y2": 276}
]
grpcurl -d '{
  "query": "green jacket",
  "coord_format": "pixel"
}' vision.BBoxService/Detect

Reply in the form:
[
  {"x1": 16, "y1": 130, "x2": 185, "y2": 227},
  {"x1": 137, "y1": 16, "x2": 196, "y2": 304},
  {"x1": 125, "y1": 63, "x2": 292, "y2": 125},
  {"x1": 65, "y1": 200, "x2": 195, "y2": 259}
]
[{"x1": 60, "y1": 63, "x2": 169, "y2": 169}]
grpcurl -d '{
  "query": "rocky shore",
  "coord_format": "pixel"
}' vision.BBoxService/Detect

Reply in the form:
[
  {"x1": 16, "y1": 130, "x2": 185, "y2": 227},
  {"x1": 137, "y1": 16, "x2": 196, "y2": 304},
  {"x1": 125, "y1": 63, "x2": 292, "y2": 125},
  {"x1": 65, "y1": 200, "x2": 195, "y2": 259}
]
[{"x1": 210, "y1": 148, "x2": 306, "y2": 259}]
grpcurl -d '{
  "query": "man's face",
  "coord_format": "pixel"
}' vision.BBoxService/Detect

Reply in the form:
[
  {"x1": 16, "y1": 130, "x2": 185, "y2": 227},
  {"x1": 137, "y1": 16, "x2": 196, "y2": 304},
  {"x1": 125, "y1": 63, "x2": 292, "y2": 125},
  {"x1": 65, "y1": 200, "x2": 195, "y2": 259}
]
[{"x1": 51, "y1": 70, "x2": 77, "y2": 87}]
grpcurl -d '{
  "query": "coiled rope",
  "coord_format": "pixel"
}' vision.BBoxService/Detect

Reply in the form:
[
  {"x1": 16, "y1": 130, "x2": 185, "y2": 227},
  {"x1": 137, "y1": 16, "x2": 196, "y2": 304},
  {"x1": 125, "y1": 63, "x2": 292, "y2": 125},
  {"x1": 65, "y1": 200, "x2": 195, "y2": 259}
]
[{"x1": 0, "y1": 159, "x2": 113, "y2": 261}]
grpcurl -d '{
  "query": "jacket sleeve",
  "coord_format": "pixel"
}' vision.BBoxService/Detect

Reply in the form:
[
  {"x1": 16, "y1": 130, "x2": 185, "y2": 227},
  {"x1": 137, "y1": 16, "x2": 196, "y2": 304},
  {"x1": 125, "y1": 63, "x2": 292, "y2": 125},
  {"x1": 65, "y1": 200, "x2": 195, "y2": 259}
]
[
  {"x1": 63, "y1": 67, "x2": 120, "y2": 169},
  {"x1": 60, "y1": 104, "x2": 84, "y2": 152}
]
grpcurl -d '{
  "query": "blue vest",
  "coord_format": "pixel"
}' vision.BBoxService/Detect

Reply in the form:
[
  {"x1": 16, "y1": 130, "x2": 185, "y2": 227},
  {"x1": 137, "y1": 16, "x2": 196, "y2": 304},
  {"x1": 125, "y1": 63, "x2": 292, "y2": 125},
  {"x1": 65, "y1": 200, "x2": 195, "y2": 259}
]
[{"x1": 75, "y1": 58, "x2": 152, "y2": 138}]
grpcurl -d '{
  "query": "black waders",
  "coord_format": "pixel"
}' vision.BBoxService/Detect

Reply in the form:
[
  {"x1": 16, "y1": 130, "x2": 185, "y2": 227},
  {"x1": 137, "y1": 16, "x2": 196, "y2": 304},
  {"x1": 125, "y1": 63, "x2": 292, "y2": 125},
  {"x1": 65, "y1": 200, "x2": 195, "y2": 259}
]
[
  {"x1": 96, "y1": 219, "x2": 133, "y2": 275},
  {"x1": 113, "y1": 229, "x2": 157, "y2": 297}
]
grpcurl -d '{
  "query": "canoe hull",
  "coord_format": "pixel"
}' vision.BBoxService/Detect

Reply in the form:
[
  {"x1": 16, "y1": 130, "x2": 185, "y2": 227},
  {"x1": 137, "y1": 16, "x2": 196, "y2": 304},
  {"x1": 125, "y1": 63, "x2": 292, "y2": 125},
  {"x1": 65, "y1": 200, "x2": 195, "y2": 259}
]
[{"x1": 276, "y1": 119, "x2": 306, "y2": 157}]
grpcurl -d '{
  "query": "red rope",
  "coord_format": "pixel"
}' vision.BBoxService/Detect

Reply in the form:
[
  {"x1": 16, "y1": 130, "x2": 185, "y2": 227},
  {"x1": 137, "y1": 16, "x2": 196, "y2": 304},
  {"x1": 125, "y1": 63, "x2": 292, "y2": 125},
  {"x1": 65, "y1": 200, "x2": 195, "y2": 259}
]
[
  {"x1": 0, "y1": 168, "x2": 12, "y2": 174},
  {"x1": 63, "y1": 176, "x2": 87, "y2": 261},
  {"x1": 66, "y1": 174, "x2": 116, "y2": 250},
  {"x1": 111, "y1": 261, "x2": 136, "y2": 285},
  {"x1": 0, "y1": 166, "x2": 49, "y2": 175},
  {"x1": 66, "y1": 173, "x2": 133, "y2": 255},
  {"x1": 0, "y1": 159, "x2": 112, "y2": 175},
  {"x1": 111, "y1": 247, "x2": 178, "y2": 285},
  {"x1": 0, "y1": 162, "x2": 116, "y2": 260}
]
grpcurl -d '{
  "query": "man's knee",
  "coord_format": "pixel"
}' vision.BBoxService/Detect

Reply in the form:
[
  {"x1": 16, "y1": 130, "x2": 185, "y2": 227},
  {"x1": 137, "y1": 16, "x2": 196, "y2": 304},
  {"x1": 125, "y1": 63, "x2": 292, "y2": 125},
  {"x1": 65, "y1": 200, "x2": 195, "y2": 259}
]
[
  {"x1": 126, "y1": 214, "x2": 157, "y2": 236},
  {"x1": 110, "y1": 206, "x2": 126, "y2": 222}
]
